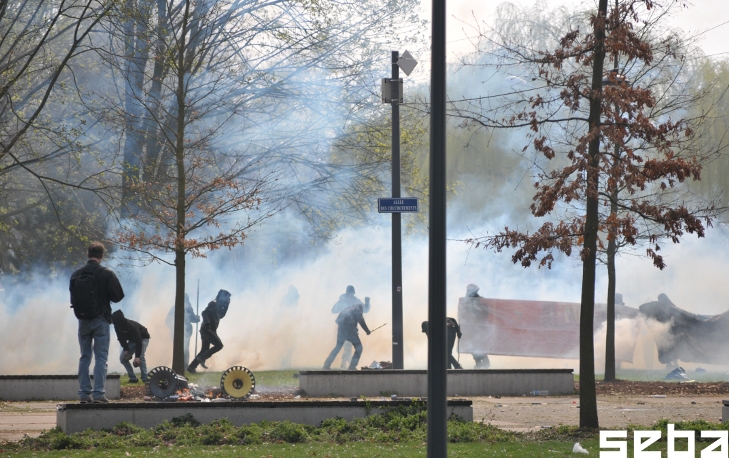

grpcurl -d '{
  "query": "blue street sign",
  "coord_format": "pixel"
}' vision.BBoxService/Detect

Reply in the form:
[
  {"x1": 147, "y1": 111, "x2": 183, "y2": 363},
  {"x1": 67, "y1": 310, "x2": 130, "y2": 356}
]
[{"x1": 378, "y1": 197, "x2": 419, "y2": 213}]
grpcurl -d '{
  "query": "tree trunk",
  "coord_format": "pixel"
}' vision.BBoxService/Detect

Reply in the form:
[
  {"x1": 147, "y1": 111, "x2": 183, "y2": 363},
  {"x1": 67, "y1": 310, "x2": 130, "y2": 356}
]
[
  {"x1": 604, "y1": 14, "x2": 620, "y2": 383},
  {"x1": 141, "y1": 0, "x2": 169, "y2": 183},
  {"x1": 604, "y1": 187, "x2": 617, "y2": 382},
  {"x1": 171, "y1": 0, "x2": 191, "y2": 376},
  {"x1": 121, "y1": 1, "x2": 143, "y2": 217},
  {"x1": 580, "y1": 0, "x2": 608, "y2": 430}
]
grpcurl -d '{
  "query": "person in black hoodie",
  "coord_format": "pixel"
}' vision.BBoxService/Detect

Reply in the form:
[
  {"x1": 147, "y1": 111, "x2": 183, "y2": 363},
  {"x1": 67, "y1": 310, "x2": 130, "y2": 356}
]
[
  {"x1": 187, "y1": 290, "x2": 230, "y2": 373},
  {"x1": 111, "y1": 310, "x2": 150, "y2": 383},
  {"x1": 421, "y1": 317, "x2": 463, "y2": 369}
]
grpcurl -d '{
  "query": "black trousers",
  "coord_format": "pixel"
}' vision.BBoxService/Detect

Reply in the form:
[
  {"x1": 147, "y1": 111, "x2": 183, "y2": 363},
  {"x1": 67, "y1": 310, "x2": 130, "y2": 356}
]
[
  {"x1": 188, "y1": 328, "x2": 223, "y2": 369},
  {"x1": 447, "y1": 328, "x2": 462, "y2": 369}
]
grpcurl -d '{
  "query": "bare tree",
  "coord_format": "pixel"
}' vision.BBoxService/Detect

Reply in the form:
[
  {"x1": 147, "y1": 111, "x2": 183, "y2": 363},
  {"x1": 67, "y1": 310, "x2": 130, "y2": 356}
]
[
  {"x1": 91, "y1": 0, "x2": 423, "y2": 373},
  {"x1": 0, "y1": 0, "x2": 117, "y2": 272}
]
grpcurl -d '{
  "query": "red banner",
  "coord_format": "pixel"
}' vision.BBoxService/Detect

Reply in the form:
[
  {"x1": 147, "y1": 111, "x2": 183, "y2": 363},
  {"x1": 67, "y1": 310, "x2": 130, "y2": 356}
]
[{"x1": 458, "y1": 297, "x2": 639, "y2": 361}]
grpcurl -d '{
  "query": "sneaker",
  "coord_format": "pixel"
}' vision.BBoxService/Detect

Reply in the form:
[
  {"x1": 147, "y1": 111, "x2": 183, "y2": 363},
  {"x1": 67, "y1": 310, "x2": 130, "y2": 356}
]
[
  {"x1": 79, "y1": 395, "x2": 92, "y2": 404},
  {"x1": 199, "y1": 360, "x2": 208, "y2": 369},
  {"x1": 92, "y1": 396, "x2": 110, "y2": 404},
  {"x1": 186, "y1": 365, "x2": 196, "y2": 374},
  {"x1": 128, "y1": 378, "x2": 139, "y2": 383}
]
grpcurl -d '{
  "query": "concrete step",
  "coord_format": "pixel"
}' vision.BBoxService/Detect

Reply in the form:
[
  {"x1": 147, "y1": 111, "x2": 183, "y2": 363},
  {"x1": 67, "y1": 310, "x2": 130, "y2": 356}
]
[
  {"x1": 0, "y1": 375, "x2": 121, "y2": 401},
  {"x1": 56, "y1": 399, "x2": 473, "y2": 434},
  {"x1": 299, "y1": 369, "x2": 575, "y2": 397}
]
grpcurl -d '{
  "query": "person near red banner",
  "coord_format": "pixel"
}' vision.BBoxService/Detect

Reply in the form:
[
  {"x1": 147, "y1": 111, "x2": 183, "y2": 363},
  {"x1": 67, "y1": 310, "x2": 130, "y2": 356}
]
[{"x1": 465, "y1": 284, "x2": 490, "y2": 369}]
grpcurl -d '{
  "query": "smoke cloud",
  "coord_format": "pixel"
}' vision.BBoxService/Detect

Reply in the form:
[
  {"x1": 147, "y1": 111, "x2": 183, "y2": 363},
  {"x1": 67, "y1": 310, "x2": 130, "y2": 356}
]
[{"x1": 1, "y1": 215, "x2": 727, "y2": 375}]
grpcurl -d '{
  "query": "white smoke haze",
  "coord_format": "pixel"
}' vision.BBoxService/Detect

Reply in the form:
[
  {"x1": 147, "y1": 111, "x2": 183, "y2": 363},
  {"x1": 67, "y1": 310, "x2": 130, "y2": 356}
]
[
  {"x1": 1, "y1": 0, "x2": 728, "y2": 376},
  {"x1": 1, "y1": 215, "x2": 728, "y2": 375}
]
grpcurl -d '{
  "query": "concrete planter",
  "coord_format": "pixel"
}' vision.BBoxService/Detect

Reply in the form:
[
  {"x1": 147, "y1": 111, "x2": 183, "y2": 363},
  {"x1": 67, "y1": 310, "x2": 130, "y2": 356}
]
[
  {"x1": 299, "y1": 369, "x2": 575, "y2": 397},
  {"x1": 0, "y1": 375, "x2": 121, "y2": 401},
  {"x1": 56, "y1": 399, "x2": 473, "y2": 434}
]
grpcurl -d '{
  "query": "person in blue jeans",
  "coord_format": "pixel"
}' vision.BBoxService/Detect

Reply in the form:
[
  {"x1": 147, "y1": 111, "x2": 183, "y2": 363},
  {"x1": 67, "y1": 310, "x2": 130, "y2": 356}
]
[
  {"x1": 111, "y1": 310, "x2": 150, "y2": 383},
  {"x1": 70, "y1": 242, "x2": 125, "y2": 403}
]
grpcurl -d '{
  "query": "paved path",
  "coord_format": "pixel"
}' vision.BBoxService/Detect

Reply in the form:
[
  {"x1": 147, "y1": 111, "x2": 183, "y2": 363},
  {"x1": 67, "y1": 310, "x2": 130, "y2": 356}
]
[{"x1": 0, "y1": 402, "x2": 56, "y2": 441}]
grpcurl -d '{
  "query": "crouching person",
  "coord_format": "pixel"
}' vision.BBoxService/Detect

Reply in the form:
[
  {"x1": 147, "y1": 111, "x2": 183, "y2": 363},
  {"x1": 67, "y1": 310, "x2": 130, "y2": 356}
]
[{"x1": 111, "y1": 310, "x2": 150, "y2": 383}]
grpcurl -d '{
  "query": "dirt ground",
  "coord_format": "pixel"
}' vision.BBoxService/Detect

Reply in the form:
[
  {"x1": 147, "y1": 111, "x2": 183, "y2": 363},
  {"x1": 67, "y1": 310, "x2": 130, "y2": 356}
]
[
  {"x1": 472, "y1": 395, "x2": 725, "y2": 431},
  {"x1": 3, "y1": 381, "x2": 729, "y2": 441}
]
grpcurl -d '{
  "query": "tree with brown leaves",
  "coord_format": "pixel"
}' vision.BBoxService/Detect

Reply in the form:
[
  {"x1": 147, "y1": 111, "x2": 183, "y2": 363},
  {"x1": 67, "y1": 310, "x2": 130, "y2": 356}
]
[{"x1": 453, "y1": 0, "x2": 722, "y2": 428}]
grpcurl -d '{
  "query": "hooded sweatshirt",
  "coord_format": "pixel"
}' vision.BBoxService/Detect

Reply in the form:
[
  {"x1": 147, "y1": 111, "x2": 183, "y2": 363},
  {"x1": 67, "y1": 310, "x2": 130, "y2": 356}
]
[{"x1": 111, "y1": 310, "x2": 150, "y2": 357}]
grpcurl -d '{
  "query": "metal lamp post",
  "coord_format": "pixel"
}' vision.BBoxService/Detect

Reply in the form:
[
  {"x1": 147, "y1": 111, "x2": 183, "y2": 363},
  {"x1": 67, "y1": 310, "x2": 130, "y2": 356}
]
[
  {"x1": 428, "y1": 0, "x2": 448, "y2": 453},
  {"x1": 381, "y1": 50, "x2": 417, "y2": 370}
]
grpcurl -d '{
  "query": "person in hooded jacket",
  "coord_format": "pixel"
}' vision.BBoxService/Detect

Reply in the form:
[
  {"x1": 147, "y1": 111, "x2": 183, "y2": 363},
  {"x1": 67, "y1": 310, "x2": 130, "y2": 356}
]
[
  {"x1": 464, "y1": 284, "x2": 490, "y2": 369},
  {"x1": 323, "y1": 301, "x2": 371, "y2": 370},
  {"x1": 421, "y1": 317, "x2": 463, "y2": 369},
  {"x1": 187, "y1": 289, "x2": 230, "y2": 373},
  {"x1": 330, "y1": 285, "x2": 370, "y2": 369},
  {"x1": 165, "y1": 293, "x2": 200, "y2": 367},
  {"x1": 111, "y1": 310, "x2": 150, "y2": 383}
]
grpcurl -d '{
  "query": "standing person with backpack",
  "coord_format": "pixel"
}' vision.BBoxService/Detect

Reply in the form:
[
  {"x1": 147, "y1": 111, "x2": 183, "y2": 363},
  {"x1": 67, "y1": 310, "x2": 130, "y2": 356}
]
[{"x1": 69, "y1": 242, "x2": 125, "y2": 403}]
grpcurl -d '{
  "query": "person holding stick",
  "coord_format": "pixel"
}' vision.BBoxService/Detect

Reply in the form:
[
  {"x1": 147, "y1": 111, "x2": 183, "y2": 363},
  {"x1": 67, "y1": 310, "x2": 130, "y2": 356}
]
[
  {"x1": 330, "y1": 286, "x2": 370, "y2": 369},
  {"x1": 323, "y1": 300, "x2": 371, "y2": 371}
]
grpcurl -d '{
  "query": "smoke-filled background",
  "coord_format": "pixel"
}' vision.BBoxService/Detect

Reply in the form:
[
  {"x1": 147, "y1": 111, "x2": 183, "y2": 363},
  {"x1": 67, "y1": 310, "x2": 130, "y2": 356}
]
[
  {"x1": 2, "y1": 216, "x2": 729, "y2": 375},
  {"x1": 1, "y1": 0, "x2": 729, "y2": 376}
]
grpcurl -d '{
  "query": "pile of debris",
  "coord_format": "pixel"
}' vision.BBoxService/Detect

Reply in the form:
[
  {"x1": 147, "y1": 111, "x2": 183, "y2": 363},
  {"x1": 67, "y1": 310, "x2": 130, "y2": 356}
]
[
  {"x1": 148, "y1": 383, "x2": 234, "y2": 402},
  {"x1": 361, "y1": 361, "x2": 393, "y2": 370},
  {"x1": 144, "y1": 365, "x2": 256, "y2": 402}
]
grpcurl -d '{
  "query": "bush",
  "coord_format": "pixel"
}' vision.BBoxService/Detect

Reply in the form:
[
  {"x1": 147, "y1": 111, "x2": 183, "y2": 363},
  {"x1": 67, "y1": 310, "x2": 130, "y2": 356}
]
[
  {"x1": 171, "y1": 413, "x2": 201, "y2": 427},
  {"x1": 268, "y1": 421, "x2": 311, "y2": 443},
  {"x1": 235, "y1": 424, "x2": 264, "y2": 445},
  {"x1": 49, "y1": 432, "x2": 84, "y2": 450},
  {"x1": 652, "y1": 419, "x2": 728, "y2": 441},
  {"x1": 5, "y1": 407, "x2": 521, "y2": 452}
]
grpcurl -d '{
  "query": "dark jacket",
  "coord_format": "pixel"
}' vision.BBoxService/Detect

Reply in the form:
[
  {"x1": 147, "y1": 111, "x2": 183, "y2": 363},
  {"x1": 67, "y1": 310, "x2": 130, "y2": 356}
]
[
  {"x1": 421, "y1": 317, "x2": 462, "y2": 339},
  {"x1": 111, "y1": 310, "x2": 150, "y2": 358},
  {"x1": 69, "y1": 259, "x2": 124, "y2": 323},
  {"x1": 335, "y1": 305, "x2": 370, "y2": 335},
  {"x1": 201, "y1": 301, "x2": 222, "y2": 332}
]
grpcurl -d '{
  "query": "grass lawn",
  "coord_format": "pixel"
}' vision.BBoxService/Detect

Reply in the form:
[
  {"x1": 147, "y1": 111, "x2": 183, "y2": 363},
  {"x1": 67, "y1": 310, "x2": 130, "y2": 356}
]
[{"x1": 1, "y1": 440, "x2": 603, "y2": 457}]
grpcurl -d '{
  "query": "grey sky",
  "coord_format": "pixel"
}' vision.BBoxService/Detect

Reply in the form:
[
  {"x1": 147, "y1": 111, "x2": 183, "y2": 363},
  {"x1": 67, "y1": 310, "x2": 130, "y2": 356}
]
[{"x1": 442, "y1": 0, "x2": 729, "y2": 59}]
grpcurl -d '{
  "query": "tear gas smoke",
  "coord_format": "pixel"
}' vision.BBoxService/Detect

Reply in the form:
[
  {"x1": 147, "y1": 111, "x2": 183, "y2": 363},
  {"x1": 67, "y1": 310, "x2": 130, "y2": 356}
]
[{"x1": 1, "y1": 218, "x2": 728, "y2": 375}]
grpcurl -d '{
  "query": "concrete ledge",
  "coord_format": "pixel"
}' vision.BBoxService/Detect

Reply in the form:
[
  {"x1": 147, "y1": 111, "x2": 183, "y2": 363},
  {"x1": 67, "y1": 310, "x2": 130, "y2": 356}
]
[
  {"x1": 299, "y1": 369, "x2": 575, "y2": 397},
  {"x1": 0, "y1": 375, "x2": 121, "y2": 401},
  {"x1": 56, "y1": 399, "x2": 473, "y2": 434}
]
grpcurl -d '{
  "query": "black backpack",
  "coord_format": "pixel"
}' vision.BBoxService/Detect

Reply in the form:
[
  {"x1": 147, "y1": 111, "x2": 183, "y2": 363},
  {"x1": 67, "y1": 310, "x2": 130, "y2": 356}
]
[{"x1": 70, "y1": 267, "x2": 101, "y2": 320}]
